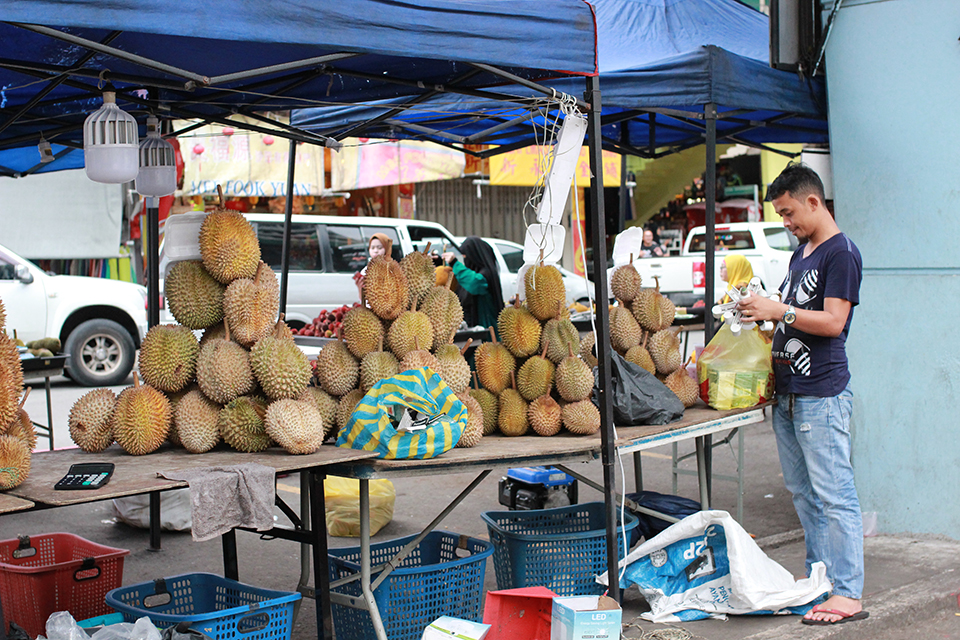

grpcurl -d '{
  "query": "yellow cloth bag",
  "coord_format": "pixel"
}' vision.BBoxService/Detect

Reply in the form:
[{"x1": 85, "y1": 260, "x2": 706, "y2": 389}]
[
  {"x1": 323, "y1": 476, "x2": 396, "y2": 537},
  {"x1": 697, "y1": 323, "x2": 774, "y2": 410}
]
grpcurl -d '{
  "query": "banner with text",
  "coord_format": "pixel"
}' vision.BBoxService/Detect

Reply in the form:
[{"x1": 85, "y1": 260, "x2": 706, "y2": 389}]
[
  {"x1": 331, "y1": 139, "x2": 465, "y2": 191},
  {"x1": 489, "y1": 145, "x2": 622, "y2": 187}
]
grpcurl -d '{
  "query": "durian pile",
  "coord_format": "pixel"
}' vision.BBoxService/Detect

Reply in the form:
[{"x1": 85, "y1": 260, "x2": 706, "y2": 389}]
[
  {"x1": 607, "y1": 263, "x2": 699, "y2": 408},
  {"x1": 476, "y1": 262, "x2": 601, "y2": 438},
  {"x1": 0, "y1": 298, "x2": 33, "y2": 490},
  {"x1": 68, "y1": 188, "x2": 325, "y2": 456}
]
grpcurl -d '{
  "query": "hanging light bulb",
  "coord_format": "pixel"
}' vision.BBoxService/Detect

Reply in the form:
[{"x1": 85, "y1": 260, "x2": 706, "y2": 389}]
[
  {"x1": 136, "y1": 116, "x2": 177, "y2": 197},
  {"x1": 37, "y1": 136, "x2": 54, "y2": 163},
  {"x1": 83, "y1": 90, "x2": 139, "y2": 183}
]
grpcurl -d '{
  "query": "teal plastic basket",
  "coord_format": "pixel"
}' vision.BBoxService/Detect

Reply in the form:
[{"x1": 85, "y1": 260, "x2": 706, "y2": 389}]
[
  {"x1": 106, "y1": 573, "x2": 299, "y2": 640},
  {"x1": 328, "y1": 530, "x2": 493, "y2": 640},
  {"x1": 481, "y1": 501, "x2": 639, "y2": 596}
]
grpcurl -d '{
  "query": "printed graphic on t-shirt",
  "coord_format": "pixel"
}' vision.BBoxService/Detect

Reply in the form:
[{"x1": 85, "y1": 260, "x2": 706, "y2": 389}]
[
  {"x1": 794, "y1": 269, "x2": 819, "y2": 305},
  {"x1": 773, "y1": 338, "x2": 811, "y2": 376}
]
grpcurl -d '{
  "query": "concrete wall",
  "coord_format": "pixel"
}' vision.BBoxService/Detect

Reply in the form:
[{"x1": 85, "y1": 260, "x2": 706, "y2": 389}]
[{"x1": 824, "y1": 0, "x2": 960, "y2": 536}]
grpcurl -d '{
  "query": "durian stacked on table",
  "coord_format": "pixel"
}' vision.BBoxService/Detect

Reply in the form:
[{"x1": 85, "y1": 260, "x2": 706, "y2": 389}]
[
  {"x1": 0, "y1": 297, "x2": 33, "y2": 490},
  {"x1": 475, "y1": 262, "x2": 601, "y2": 438},
  {"x1": 608, "y1": 261, "x2": 699, "y2": 408},
  {"x1": 68, "y1": 187, "x2": 322, "y2": 456}
]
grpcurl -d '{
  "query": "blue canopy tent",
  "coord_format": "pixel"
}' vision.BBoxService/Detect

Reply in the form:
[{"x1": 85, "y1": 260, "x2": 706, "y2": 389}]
[{"x1": 0, "y1": 3, "x2": 634, "y2": 636}]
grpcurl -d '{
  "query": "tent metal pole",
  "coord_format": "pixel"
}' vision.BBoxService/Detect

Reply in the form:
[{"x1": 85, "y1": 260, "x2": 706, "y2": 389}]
[
  {"x1": 280, "y1": 142, "x2": 297, "y2": 316},
  {"x1": 146, "y1": 197, "x2": 162, "y2": 550},
  {"x1": 206, "y1": 53, "x2": 358, "y2": 85},
  {"x1": 701, "y1": 103, "x2": 718, "y2": 507},
  {"x1": 585, "y1": 75, "x2": 619, "y2": 602},
  {"x1": 471, "y1": 62, "x2": 590, "y2": 110},
  {"x1": 8, "y1": 23, "x2": 210, "y2": 85},
  {"x1": 618, "y1": 127, "x2": 628, "y2": 235},
  {"x1": 649, "y1": 113, "x2": 657, "y2": 154}
]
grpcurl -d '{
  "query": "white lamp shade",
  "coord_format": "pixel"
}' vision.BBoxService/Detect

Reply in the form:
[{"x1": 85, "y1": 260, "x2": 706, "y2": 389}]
[
  {"x1": 136, "y1": 165, "x2": 177, "y2": 197},
  {"x1": 136, "y1": 117, "x2": 177, "y2": 197},
  {"x1": 83, "y1": 91, "x2": 139, "y2": 184}
]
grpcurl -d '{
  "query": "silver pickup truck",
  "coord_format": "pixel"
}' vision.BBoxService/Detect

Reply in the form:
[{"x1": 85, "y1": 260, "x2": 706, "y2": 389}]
[{"x1": 610, "y1": 222, "x2": 798, "y2": 307}]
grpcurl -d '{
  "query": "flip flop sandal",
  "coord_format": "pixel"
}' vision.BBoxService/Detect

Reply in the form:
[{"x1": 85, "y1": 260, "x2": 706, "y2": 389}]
[{"x1": 801, "y1": 608, "x2": 870, "y2": 625}]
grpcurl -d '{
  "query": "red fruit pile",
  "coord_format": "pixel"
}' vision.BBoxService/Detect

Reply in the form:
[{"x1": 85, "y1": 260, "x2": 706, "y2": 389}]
[{"x1": 296, "y1": 303, "x2": 360, "y2": 337}]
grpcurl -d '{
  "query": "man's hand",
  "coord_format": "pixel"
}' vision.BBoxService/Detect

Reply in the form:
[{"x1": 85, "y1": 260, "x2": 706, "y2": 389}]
[{"x1": 737, "y1": 291, "x2": 786, "y2": 323}]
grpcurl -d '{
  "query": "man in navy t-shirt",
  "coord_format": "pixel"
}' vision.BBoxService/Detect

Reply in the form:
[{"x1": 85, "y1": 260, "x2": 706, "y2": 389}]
[{"x1": 738, "y1": 164, "x2": 867, "y2": 626}]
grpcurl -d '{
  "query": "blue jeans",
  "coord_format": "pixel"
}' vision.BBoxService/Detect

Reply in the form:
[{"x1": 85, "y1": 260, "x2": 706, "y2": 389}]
[{"x1": 772, "y1": 386, "x2": 864, "y2": 599}]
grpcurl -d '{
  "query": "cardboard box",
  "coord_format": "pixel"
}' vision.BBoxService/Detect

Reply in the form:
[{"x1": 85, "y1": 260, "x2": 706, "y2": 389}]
[
  {"x1": 422, "y1": 616, "x2": 490, "y2": 640},
  {"x1": 483, "y1": 586, "x2": 557, "y2": 640},
  {"x1": 550, "y1": 595, "x2": 622, "y2": 640}
]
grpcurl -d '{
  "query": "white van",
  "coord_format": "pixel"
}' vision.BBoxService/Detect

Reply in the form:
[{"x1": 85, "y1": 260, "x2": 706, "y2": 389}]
[{"x1": 160, "y1": 213, "x2": 464, "y2": 329}]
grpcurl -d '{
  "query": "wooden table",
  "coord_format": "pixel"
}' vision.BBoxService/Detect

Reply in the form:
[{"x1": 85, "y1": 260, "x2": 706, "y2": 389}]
[
  {"x1": 323, "y1": 404, "x2": 766, "y2": 640},
  {"x1": 5, "y1": 444, "x2": 378, "y2": 640}
]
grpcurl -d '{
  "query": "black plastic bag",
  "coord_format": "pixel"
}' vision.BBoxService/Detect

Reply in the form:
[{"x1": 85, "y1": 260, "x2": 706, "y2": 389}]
[
  {"x1": 625, "y1": 490, "x2": 702, "y2": 544},
  {"x1": 162, "y1": 623, "x2": 213, "y2": 640},
  {"x1": 592, "y1": 350, "x2": 684, "y2": 426}
]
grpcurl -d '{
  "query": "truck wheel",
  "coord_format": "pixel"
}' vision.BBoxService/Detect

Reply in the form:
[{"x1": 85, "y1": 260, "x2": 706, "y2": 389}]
[{"x1": 64, "y1": 319, "x2": 136, "y2": 387}]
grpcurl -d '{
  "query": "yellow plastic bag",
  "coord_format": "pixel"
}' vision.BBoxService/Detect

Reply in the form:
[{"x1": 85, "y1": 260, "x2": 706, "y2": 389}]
[
  {"x1": 697, "y1": 323, "x2": 774, "y2": 410},
  {"x1": 324, "y1": 476, "x2": 396, "y2": 537}
]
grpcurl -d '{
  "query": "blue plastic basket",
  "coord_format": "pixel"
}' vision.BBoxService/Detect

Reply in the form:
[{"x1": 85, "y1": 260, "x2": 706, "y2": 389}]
[
  {"x1": 480, "y1": 501, "x2": 639, "y2": 596},
  {"x1": 328, "y1": 530, "x2": 493, "y2": 640},
  {"x1": 105, "y1": 573, "x2": 300, "y2": 640}
]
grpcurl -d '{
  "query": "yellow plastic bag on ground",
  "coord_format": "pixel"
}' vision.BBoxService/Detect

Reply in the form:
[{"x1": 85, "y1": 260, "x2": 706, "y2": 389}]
[
  {"x1": 324, "y1": 476, "x2": 396, "y2": 537},
  {"x1": 697, "y1": 323, "x2": 774, "y2": 410}
]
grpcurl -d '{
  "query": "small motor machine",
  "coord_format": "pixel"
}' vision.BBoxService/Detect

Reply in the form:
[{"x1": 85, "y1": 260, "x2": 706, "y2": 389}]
[{"x1": 498, "y1": 466, "x2": 578, "y2": 510}]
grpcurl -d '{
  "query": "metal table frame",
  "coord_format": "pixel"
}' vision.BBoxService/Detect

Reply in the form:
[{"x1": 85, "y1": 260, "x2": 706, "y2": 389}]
[{"x1": 322, "y1": 406, "x2": 766, "y2": 640}]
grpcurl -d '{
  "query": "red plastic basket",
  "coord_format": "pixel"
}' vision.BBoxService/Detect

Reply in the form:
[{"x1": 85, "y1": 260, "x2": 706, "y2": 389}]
[{"x1": 0, "y1": 533, "x2": 129, "y2": 638}]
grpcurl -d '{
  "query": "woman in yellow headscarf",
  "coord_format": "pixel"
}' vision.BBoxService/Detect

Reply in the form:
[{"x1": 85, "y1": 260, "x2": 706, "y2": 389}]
[{"x1": 718, "y1": 254, "x2": 754, "y2": 304}]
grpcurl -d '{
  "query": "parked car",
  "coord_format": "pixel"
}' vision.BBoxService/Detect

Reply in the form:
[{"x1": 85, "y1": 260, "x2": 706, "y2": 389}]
[
  {"x1": 0, "y1": 243, "x2": 148, "y2": 386},
  {"x1": 160, "y1": 213, "x2": 465, "y2": 329},
  {"x1": 611, "y1": 222, "x2": 798, "y2": 307},
  {"x1": 456, "y1": 237, "x2": 594, "y2": 306}
]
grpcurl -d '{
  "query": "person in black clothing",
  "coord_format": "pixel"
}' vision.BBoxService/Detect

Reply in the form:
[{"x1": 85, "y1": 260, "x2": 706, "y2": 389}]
[{"x1": 441, "y1": 237, "x2": 504, "y2": 330}]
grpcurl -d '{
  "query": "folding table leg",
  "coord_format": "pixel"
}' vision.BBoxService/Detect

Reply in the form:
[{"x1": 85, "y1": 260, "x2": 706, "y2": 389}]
[
  {"x1": 309, "y1": 471, "x2": 335, "y2": 640},
  {"x1": 359, "y1": 479, "x2": 389, "y2": 640},
  {"x1": 222, "y1": 529, "x2": 239, "y2": 580},
  {"x1": 695, "y1": 436, "x2": 711, "y2": 509}
]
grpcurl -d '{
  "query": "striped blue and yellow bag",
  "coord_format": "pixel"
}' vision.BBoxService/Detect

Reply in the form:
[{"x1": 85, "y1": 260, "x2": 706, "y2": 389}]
[{"x1": 336, "y1": 367, "x2": 467, "y2": 459}]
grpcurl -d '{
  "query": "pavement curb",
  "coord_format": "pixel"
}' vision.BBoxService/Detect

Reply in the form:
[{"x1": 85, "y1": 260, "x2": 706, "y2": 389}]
[{"x1": 755, "y1": 527, "x2": 805, "y2": 550}]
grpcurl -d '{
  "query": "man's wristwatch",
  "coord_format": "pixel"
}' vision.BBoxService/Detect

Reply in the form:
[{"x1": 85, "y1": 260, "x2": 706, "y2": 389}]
[{"x1": 782, "y1": 305, "x2": 797, "y2": 325}]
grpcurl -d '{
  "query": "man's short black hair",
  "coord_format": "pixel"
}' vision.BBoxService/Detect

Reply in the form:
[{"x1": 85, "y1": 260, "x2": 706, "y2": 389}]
[{"x1": 766, "y1": 162, "x2": 826, "y2": 204}]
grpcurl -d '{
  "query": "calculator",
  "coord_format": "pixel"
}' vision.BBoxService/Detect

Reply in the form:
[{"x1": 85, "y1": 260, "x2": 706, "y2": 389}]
[{"x1": 54, "y1": 463, "x2": 115, "y2": 490}]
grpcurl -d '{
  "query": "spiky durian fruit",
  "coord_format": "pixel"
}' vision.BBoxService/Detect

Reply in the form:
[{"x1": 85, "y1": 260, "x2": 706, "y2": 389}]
[
  {"x1": 0, "y1": 334, "x2": 25, "y2": 428},
  {"x1": 164, "y1": 260, "x2": 226, "y2": 329},
  {"x1": 2, "y1": 389, "x2": 36, "y2": 451},
  {"x1": 421, "y1": 276, "x2": 464, "y2": 351},
  {"x1": 579, "y1": 331, "x2": 598, "y2": 368},
  {"x1": 196, "y1": 322, "x2": 256, "y2": 404},
  {"x1": 364, "y1": 255, "x2": 408, "y2": 321},
  {"x1": 0, "y1": 435, "x2": 30, "y2": 489},
  {"x1": 387, "y1": 299, "x2": 434, "y2": 361},
  {"x1": 342, "y1": 305, "x2": 385, "y2": 360},
  {"x1": 664, "y1": 364, "x2": 699, "y2": 408},
  {"x1": 457, "y1": 395, "x2": 484, "y2": 448},
  {"x1": 68, "y1": 388, "x2": 116, "y2": 452},
  {"x1": 199, "y1": 188, "x2": 260, "y2": 283},
  {"x1": 335, "y1": 388, "x2": 365, "y2": 432},
  {"x1": 555, "y1": 346, "x2": 595, "y2": 403},
  {"x1": 498, "y1": 300, "x2": 541, "y2": 358},
  {"x1": 517, "y1": 341, "x2": 555, "y2": 401},
  {"x1": 498, "y1": 373, "x2": 529, "y2": 437},
  {"x1": 199, "y1": 321, "x2": 242, "y2": 348},
  {"x1": 524, "y1": 263, "x2": 566, "y2": 322},
  {"x1": 359, "y1": 338, "x2": 399, "y2": 392},
  {"x1": 541, "y1": 302, "x2": 580, "y2": 364},
  {"x1": 469, "y1": 372, "x2": 498, "y2": 436},
  {"x1": 265, "y1": 398, "x2": 324, "y2": 454},
  {"x1": 138, "y1": 324, "x2": 199, "y2": 393},
  {"x1": 562, "y1": 399, "x2": 601, "y2": 435},
  {"x1": 250, "y1": 320, "x2": 312, "y2": 400},
  {"x1": 398, "y1": 337, "x2": 440, "y2": 373},
  {"x1": 611, "y1": 257, "x2": 642, "y2": 303},
  {"x1": 111, "y1": 373, "x2": 171, "y2": 455},
  {"x1": 632, "y1": 276, "x2": 676, "y2": 332},
  {"x1": 219, "y1": 395, "x2": 271, "y2": 452},
  {"x1": 625, "y1": 333, "x2": 656, "y2": 375},
  {"x1": 224, "y1": 261, "x2": 280, "y2": 346},
  {"x1": 528, "y1": 394, "x2": 562, "y2": 436},
  {"x1": 165, "y1": 385, "x2": 197, "y2": 447},
  {"x1": 648, "y1": 327, "x2": 683, "y2": 375},
  {"x1": 401, "y1": 245, "x2": 436, "y2": 306},
  {"x1": 174, "y1": 390, "x2": 221, "y2": 454},
  {"x1": 434, "y1": 340, "x2": 472, "y2": 395},
  {"x1": 609, "y1": 301, "x2": 642, "y2": 354},
  {"x1": 0, "y1": 297, "x2": 6, "y2": 331},
  {"x1": 298, "y1": 386, "x2": 339, "y2": 438},
  {"x1": 315, "y1": 330, "x2": 360, "y2": 397},
  {"x1": 475, "y1": 328, "x2": 515, "y2": 395}
]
